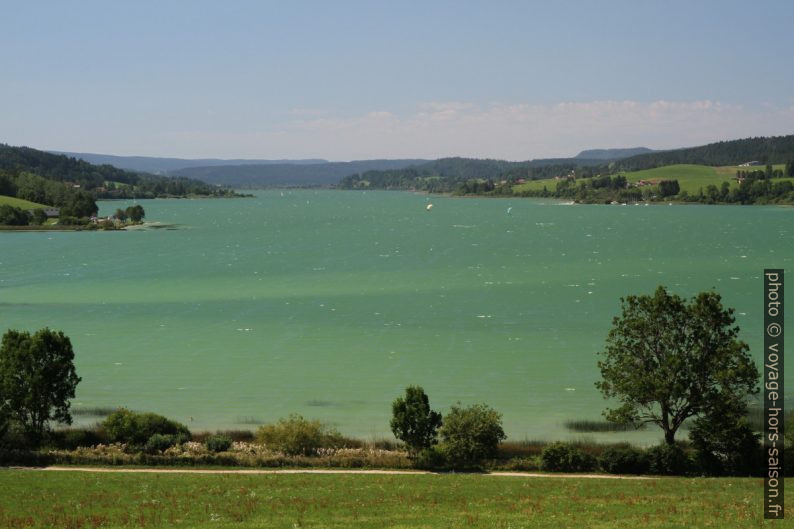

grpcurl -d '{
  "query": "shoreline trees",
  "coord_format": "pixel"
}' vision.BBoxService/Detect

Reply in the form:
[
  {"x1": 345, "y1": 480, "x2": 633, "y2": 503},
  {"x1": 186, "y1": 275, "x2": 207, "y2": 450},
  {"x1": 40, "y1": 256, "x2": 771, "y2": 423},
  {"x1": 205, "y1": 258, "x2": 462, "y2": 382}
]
[
  {"x1": 596, "y1": 286, "x2": 759, "y2": 446},
  {"x1": 0, "y1": 329, "x2": 81, "y2": 445}
]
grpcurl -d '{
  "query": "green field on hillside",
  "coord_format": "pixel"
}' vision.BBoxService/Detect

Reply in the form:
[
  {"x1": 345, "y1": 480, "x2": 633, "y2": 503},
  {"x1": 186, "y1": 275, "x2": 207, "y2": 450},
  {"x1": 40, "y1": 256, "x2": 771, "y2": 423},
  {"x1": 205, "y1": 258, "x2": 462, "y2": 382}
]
[
  {"x1": 0, "y1": 469, "x2": 783, "y2": 528},
  {"x1": 0, "y1": 195, "x2": 49, "y2": 209},
  {"x1": 512, "y1": 164, "x2": 790, "y2": 195}
]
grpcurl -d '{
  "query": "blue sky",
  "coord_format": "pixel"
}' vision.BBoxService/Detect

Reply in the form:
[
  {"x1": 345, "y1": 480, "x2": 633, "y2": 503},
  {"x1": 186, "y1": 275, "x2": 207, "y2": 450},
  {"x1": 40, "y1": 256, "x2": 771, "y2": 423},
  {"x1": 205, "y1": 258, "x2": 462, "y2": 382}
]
[{"x1": 2, "y1": 0, "x2": 793, "y2": 160}]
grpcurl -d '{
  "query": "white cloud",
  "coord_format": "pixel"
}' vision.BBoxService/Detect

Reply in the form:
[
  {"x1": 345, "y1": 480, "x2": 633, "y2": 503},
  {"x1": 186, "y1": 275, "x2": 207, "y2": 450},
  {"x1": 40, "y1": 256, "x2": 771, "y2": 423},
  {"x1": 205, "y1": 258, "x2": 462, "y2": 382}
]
[
  {"x1": 108, "y1": 99, "x2": 794, "y2": 159},
  {"x1": 257, "y1": 99, "x2": 792, "y2": 160}
]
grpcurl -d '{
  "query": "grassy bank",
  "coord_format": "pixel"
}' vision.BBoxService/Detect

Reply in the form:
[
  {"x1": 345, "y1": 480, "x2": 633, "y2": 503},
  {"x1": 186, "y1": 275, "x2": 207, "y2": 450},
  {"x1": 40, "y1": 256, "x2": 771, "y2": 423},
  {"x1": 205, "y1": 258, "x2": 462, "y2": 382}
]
[
  {"x1": 0, "y1": 468, "x2": 777, "y2": 528},
  {"x1": 0, "y1": 194, "x2": 49, "y2": 209},
  {"x1": 512, "y1": 163, "x2": 793, "y2": 196}
]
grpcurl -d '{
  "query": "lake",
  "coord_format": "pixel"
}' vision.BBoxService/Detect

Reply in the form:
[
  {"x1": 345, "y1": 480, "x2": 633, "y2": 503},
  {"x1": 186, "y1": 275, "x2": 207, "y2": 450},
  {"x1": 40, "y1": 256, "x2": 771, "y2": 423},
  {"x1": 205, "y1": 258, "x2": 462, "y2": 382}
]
[{"x1": 1, "y1": 190, "x2": 791, "y2": 443}]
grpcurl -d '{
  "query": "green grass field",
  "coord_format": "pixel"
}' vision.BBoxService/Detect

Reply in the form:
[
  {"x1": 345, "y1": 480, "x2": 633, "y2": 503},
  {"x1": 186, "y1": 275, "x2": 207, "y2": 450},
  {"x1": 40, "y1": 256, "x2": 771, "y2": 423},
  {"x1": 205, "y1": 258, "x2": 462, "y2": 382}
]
[
  {"x1": 0, "y1": 195, "x2": 49, "y2": 209},
  {"x1": 512, "y1": 164, "x2": 792, "y2": 196},
  {"x1": 0, "y1": 469, "x2": 785, "y2": 528}
]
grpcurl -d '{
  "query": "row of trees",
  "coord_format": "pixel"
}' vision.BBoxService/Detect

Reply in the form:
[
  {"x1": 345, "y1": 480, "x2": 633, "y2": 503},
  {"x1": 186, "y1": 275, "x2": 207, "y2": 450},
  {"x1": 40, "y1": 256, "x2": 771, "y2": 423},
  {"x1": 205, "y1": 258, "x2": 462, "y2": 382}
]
[
  {"x1": 113, "y1": 205, "x2": 145, "y2": 223},
  {"x1": 391, "y1": 387, "x2": 505, "y2": 468}
]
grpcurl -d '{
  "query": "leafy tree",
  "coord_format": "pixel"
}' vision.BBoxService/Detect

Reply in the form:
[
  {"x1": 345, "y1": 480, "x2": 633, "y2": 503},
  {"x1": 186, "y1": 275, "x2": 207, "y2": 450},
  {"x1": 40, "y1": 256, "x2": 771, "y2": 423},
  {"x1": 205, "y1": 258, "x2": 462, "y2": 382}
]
[
  {"x1": 125, "y1": 204, "x2": 145, "y2": 222},
  {"x1": 0, "y1": 328, "x2": 81, "y2": 444},
  {"x1": 60, "y1": 190, "x2": 98, "y2": 218},
  {"x1": 439, "y1": 403, "x2": 505, "y2": 468},
  {"x1": 114, "y1": 208, "x2": 127, "y2": 221},
  {"x1": 596, "y1": 286, "x2": 759, "y2": 445},
  {"x1": 0, "y1": 205, "x2": 29, "y2": 226},
  {"x1": 658, "y1": 179, "x2": 680, "y2": 197},
  {"x1": 390, "y1": 386, "x2": 442, "y2": 456}
]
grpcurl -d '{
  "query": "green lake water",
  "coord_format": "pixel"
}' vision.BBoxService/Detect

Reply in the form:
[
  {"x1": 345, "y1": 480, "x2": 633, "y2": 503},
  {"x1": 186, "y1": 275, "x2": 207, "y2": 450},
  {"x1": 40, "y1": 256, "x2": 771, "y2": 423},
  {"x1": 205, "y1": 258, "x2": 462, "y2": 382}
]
[{"x1": 1, "y1": 190, "x2": 791, "y2": 442}]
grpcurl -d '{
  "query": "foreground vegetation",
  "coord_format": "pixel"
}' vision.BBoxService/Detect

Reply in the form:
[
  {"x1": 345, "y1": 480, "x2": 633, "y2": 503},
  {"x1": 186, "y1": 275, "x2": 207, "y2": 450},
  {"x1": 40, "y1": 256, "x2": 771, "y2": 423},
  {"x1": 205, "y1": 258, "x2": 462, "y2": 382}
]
[
  {"x1": 0, "y1": 469, "x2": 781, "y2": 529},
  {"x1": 0, "y1": 286, "x2": 773, "y2": 478}
]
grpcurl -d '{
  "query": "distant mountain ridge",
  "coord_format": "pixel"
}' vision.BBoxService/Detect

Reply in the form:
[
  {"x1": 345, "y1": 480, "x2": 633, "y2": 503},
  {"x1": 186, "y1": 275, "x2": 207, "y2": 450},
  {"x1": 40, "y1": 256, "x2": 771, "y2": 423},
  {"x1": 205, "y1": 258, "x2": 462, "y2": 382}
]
[
  {"x1": 169, "y1": 159, "x2": 431, "y2": 187},
  {"x1": 47, "y1": 135, "x2": 794, "y2": 189},
  {"x1": 574, "y1": 147, "x2": 654, "y2": 160},
  {"x1": 50, "y1": 151, "x2": 328, "y2": 174}
]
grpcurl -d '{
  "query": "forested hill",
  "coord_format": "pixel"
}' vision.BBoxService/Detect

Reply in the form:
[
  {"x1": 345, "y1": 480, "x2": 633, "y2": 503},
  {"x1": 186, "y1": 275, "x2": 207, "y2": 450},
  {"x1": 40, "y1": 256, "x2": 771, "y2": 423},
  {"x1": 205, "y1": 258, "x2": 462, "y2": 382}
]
[
  {"x1": 339, "y1": 157, "x2": 605, "y2": 192},
  {"x1": 0, "y1": 144, "x2": 143, "y2": 189},
  {"x1": 0, "y1": 144, "x2": 236, "y2": 199},
  {"x1": 169, "y1": 159, "x2": 429, "y2": 188},
  {"x1": 342, "y1": 135, "x2": 794, "y2": 193},
  {"x1": 612, "y1": 135, "x2": 794, "y2": 172}
]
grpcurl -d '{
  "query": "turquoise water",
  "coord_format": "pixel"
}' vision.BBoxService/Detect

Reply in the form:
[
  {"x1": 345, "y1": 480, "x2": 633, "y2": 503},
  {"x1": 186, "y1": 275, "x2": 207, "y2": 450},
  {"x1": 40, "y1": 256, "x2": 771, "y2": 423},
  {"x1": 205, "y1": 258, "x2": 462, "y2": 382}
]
[{"x1": 1, "y1": 190, "x2": 791, "y2": 442}]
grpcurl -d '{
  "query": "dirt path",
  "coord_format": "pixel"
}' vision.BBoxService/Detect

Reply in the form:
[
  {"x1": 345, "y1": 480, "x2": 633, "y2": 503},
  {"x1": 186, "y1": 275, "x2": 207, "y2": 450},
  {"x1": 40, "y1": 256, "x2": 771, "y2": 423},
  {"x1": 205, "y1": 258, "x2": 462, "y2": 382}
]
[{"x1": 14, "y1": 466, "x2": 653, "y2": 480}]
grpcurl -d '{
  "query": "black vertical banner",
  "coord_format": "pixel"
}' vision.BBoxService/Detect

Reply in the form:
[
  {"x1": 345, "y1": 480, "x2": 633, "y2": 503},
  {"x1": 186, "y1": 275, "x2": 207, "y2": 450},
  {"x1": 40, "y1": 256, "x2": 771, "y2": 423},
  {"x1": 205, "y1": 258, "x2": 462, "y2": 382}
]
[{"x1": 764, "y1": 269, "x2": 784, "y2": 519}]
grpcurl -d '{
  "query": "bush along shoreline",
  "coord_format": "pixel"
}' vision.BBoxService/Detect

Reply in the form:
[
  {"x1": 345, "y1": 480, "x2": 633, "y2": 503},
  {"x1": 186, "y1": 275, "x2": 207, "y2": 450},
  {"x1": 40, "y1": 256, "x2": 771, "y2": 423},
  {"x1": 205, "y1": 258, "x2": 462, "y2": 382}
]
[
  {"x1": 0, "y1": 285, "x2": 773, "y2": 478},
  {"x1": 0, "y1": 405, "x2": 779, "y2": 477}
]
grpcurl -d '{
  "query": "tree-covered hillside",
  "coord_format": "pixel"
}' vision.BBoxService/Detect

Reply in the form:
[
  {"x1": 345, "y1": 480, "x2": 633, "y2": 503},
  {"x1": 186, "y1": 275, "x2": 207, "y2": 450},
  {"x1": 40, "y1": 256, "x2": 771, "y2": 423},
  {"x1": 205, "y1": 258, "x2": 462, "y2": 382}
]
[
  {"x1": 612, "y1": 135, "x2": 794, "y2": 172},
  {"x1": 0, "y1": 144, "x2": 237, "y2": 200},
  {"x1": 341, "y1": 135, "x2": 794, "y2": 199}
]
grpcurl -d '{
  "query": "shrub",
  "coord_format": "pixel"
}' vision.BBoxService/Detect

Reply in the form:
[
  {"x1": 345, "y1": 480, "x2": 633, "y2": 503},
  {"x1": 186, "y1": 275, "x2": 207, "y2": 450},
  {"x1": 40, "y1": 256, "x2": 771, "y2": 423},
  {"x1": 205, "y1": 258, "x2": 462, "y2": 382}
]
[
  {"x1": 57, "y1": 216, "x2": 87, "y2": 226},
  {"x1": 205, "y1": 434, "x2": 233, "y2": 453},
  {"x1": 689, "y1": 408, "x2": 762, "y2": 477},
  {"x1": 56, "y1": 428, "x2": 106, "y2": 450},
  {"x1": 192, "y1": 430, "x2": 256, "y2": 443},
  {"x1": 496, "y1": 456, "x2": 541, "y2": 472},
  {"x1": 647, "y1": 443, "x2": 692, "y2": 475},
  {"x1": 144, "y1": 433, "x2": 180, "y2": 454},
  {"x1": 540, "y1": 442, "x2": 597, "y2": 472},
  {"x1": 413, "y1": 446, "x2": 447, "y2": 470},
  {"x1": 598, "y1": 444, "x2": 649, "y2": 474},
  {"x1": 439, "y1": 403, "x2": 506, "y2": 469},
  {"x1": 256, "y1": 414, "x2": 344, "y2": 456},
  {"x1": 102, "y1": 408, "x2": 191, "y2": 446}
]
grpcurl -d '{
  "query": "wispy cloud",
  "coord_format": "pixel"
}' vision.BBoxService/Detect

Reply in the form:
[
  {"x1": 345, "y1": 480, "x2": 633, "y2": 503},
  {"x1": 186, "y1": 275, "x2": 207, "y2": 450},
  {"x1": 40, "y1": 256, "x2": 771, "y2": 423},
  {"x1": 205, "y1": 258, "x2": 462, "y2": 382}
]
[{"x1": 153, "y1": 100, "x2": 794, "y2": 160}]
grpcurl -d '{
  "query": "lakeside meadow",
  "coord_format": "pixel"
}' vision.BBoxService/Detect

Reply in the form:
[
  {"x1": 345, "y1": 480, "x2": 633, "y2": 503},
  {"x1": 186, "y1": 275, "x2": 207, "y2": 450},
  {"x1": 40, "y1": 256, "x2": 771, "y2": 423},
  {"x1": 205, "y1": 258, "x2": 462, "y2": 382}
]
[{"x1": 0, "y1": 469, "x2": 782, "y2": 529}]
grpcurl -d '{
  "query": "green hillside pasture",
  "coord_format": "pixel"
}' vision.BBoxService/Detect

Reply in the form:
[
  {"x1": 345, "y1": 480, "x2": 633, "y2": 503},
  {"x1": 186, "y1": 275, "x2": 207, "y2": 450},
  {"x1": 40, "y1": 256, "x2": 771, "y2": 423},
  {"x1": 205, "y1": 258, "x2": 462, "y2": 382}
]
[
  {"x1": 0, "y1": 195, "x2": 48, "y2": 210},
  {"x1": 0, "y1": 469, "x2": 780, "y2": 529},
  {"x1": 512, "y1": 177, "x2": 561, "y2": 193},
  {"x1": 512, "y1": 164, "x2": 791, "y2": 196},
  {"x1": 620, "y1": 164, "x2": 722, "y2": 194}
]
